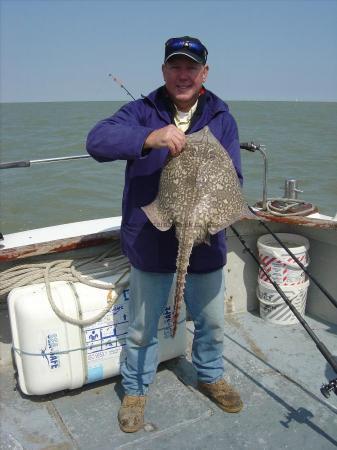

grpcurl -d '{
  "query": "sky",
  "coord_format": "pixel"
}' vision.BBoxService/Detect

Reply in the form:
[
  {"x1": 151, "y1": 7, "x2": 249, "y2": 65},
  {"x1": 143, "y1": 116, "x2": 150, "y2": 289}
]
[{"x1": 1, "y1": 0, "x2": 337, "y2": 103}]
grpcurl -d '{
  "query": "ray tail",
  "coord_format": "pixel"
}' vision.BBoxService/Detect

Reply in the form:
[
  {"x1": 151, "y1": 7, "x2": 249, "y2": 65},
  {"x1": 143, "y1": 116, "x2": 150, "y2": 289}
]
[{"x1": 171, "y1": 221, "x2": 195, "y2": 337}]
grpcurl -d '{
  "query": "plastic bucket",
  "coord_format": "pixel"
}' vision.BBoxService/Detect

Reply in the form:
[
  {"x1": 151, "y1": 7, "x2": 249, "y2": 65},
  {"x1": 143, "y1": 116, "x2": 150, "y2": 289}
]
[
  {"x1": 257, "y1": 278, "x2": 309, "y2": 325},
  {"x1": 257, "y1": 233, "x2": 310, "y2": 286}
]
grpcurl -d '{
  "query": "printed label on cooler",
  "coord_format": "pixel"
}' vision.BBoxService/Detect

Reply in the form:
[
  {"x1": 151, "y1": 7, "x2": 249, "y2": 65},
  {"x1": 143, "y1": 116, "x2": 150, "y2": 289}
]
[{"x1": 84, "y1": 289, "x2": 130, "y2": 366}]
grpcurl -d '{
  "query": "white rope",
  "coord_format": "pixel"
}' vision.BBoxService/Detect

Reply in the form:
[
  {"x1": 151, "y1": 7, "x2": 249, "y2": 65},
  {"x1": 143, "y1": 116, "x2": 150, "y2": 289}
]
[{"x1": 0, "y1": 245, "x2": 131, "y2": 326}]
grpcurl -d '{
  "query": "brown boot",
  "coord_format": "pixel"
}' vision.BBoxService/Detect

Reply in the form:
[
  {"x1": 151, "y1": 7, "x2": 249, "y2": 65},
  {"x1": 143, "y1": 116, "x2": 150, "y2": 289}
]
[
  {"x1": 198, "y1": 379, "x2": 243, "y2": 413},
  {"x1": 118, "y1": 395, "x2": 147, "y2": 433}
]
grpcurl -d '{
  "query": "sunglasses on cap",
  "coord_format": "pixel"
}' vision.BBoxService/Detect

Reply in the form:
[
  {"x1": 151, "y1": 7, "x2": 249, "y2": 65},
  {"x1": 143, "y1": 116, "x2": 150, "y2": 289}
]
[{"x1": 165, "y1": 37, "x2": 208, "y2": 64}]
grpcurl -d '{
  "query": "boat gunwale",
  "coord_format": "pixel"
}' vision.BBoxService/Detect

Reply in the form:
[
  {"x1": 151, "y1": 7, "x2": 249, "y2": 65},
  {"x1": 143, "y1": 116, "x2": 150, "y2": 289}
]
[{"x1": 0, "y1": 212, "x2": 336, "y2": 263}]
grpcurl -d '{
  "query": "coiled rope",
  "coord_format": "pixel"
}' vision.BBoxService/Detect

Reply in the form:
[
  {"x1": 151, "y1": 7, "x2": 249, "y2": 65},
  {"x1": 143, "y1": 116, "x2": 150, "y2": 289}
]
[
  {"x1": 266, "y1": 198, "x2": 317, "y2": 216},
  {"x1": 0, "y1": 242, "x2": 131, "y2": 326}
]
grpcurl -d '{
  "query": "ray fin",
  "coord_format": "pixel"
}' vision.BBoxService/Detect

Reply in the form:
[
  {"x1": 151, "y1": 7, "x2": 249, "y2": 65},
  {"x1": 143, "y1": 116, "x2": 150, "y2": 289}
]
[{"x1": 141, "y1": 197, "x2": 173, "y2": 231}]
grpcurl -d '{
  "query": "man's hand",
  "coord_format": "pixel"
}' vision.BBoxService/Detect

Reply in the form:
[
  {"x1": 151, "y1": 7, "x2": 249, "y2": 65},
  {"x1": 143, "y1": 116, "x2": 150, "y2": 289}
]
[{"x1": 144, "y1": 125, "x2": 186, "y2": 156}]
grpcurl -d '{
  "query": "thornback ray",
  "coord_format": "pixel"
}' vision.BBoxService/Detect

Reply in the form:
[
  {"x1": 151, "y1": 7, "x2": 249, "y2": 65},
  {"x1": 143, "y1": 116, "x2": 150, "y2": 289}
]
[{"x1": 142, "y1": 126, "x2": 251, "y2": 337}]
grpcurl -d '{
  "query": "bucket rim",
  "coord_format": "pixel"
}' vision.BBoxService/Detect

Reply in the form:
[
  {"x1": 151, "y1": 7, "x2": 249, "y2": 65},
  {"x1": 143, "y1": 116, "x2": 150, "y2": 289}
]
[{"x1": 257, "y1": 233, "x2": 310, "y2": 251}]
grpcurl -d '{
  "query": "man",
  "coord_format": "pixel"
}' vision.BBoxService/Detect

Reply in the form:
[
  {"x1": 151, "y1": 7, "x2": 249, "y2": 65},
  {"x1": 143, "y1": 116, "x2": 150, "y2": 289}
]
[{"x1": 87, "y1": 36, "x2": 243, "y2": 433}]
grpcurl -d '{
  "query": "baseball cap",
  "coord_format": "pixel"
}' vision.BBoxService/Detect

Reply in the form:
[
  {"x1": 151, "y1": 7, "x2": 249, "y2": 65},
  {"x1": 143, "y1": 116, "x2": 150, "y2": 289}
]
[{"x1": 164, "y1": 36, "x2": 208, "y2": 65}]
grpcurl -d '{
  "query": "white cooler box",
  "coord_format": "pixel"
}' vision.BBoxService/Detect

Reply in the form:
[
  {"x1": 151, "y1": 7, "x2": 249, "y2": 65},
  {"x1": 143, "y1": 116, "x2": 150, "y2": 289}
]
[{"x1": 8, "y1": 273, "x2": 186, "y2": 395}]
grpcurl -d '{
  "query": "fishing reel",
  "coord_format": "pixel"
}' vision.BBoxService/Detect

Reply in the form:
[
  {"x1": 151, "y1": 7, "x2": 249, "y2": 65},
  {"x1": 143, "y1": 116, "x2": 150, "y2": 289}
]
[{"x1": 320, "y1": 378, "x2": 337, "y2": 398}]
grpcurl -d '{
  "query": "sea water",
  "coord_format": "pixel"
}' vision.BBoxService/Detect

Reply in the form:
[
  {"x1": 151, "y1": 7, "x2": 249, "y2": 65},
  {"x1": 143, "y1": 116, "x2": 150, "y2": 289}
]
[{"x1": 0, "y1": 101, "x2": 336, "y2": 233}]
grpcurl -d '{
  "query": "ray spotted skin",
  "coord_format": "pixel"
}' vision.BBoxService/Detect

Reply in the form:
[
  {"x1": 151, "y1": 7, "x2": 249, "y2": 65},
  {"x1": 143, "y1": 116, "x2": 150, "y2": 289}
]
[{"x1": 142, "y1": 126, "x2": 249, "y2": 336}]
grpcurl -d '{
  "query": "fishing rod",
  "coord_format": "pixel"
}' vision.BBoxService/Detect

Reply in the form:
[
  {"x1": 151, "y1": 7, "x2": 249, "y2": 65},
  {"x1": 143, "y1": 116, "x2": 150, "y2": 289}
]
[
  {"x1": 231, "y1": 225, "x2": 337, "y2": 398},
  {"x1": 108, "y1": 74, "x2": 136, "y2": 101},
  {"x1": 0, "y1": 155, "x2": 90, "y2": 170},
  {"x1": 108, "y1": 76, "x2": 337, "y2": 397},
  {"x1": 107, "y1": 77, "x2": 337, "y2": 395},
  {"x1": 0, "y1": 74, "x2": 135, "y2": 171}
]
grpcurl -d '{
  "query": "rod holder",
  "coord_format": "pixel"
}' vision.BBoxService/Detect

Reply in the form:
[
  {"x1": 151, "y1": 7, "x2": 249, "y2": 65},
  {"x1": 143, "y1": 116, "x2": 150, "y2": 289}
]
[{"x1": 240, "y1": 142, "x2": 268, "y2": 210}]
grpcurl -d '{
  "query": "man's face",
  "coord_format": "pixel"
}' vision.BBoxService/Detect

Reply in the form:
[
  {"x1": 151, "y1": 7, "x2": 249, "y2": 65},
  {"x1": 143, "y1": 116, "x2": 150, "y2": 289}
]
[{"x1": 162, "y1": 56, "x2": 209, "y2": 111}]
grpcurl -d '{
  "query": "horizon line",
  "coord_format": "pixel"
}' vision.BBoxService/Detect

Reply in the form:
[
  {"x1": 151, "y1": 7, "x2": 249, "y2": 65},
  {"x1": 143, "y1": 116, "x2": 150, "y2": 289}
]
[{"x1": 1, "y1": 98, "x2": 337, "y2": 105}]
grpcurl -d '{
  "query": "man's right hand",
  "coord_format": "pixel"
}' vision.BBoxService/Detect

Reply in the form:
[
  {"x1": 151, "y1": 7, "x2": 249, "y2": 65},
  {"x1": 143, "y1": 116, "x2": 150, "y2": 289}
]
[{"x1": 144, "y1": 125, "x2": 186, "y2": 157}]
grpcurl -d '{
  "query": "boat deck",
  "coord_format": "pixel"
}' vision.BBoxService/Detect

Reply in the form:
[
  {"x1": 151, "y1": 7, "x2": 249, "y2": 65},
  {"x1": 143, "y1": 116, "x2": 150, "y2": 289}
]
[{"x1": 1, "y1": 311, "x2": 336, "y2": 450}]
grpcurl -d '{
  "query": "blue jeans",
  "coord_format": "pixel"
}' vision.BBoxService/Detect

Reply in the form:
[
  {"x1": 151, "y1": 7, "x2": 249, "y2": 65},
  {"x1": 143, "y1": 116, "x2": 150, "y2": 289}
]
[{"x1": 120, "y1": 266, "x2": 225, "y2": 395}]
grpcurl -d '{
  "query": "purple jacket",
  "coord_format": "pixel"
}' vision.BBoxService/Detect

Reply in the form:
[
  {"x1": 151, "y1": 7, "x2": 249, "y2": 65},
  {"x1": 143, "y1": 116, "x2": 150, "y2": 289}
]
[{"x1": 86, "y1": 86, "x2": 242, "y2": 273}]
